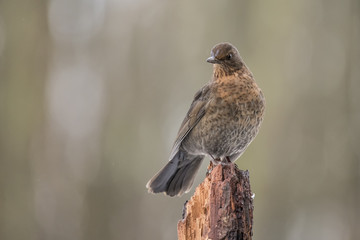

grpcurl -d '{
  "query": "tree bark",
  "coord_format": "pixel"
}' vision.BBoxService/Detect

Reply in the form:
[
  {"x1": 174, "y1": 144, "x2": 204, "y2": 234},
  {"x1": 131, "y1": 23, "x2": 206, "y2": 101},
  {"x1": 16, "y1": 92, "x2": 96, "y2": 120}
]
[{"x1": 177, "y1": 163, "x2": 253, "y2": 240}]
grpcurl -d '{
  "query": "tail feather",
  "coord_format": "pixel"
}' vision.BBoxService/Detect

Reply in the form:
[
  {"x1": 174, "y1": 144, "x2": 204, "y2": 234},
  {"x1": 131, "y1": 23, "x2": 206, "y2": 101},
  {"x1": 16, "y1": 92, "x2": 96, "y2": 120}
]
[
  {"x1": 146, "y1": 158, "x2": 178, "y2": 193},
  {"x1": 167, "y1": 156, "x2": 203, "y2": 196},
  {"x1": 146, "y1": 151, "x2": 204, "y2": 197}
]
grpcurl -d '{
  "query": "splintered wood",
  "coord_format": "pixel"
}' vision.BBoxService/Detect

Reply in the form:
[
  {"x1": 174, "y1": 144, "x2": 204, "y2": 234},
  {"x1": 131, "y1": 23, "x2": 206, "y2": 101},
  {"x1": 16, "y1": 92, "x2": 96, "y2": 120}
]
[{"x1": 177, "y1": 164, "x2": 253, "y2": 240}]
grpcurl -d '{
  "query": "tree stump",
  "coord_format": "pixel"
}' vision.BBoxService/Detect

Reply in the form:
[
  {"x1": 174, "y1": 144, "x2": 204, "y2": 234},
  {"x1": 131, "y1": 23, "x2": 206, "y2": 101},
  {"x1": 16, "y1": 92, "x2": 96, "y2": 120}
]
[{"x1": 177, "y1": 163, "x2": 253, "y2": 240}]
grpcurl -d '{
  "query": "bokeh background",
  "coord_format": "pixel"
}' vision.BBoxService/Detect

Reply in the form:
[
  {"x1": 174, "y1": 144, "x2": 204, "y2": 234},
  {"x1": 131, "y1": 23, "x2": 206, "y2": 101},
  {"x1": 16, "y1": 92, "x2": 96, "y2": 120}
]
[{"x1": 0, "y1": 0, "x2": 359, "y2": 239}]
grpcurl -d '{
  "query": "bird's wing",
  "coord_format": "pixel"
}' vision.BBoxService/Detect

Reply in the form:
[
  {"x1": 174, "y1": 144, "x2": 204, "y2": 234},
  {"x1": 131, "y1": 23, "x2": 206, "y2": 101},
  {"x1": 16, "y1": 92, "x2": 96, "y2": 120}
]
[{"x1": 168, "y1": 84, "x2": 212, "y2": 160}]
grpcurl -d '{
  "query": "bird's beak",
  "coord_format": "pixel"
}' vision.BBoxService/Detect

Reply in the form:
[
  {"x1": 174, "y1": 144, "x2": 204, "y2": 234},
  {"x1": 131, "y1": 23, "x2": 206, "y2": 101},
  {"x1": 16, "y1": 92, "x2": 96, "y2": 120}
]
[{"x1": 206, "y1": 56, "x2": 218, "y2": 64}]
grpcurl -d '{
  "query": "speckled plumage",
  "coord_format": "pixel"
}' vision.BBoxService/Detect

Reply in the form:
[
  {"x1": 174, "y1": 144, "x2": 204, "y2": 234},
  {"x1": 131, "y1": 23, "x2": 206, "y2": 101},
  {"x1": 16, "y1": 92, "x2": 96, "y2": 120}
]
[{"x1": 147, "y1": 42, "x2": 265, "y2": 197}]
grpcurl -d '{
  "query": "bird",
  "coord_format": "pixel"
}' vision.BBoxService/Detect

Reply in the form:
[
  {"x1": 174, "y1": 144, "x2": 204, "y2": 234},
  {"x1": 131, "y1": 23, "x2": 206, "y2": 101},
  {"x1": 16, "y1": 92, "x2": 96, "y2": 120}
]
[{"x1": 146, "y1": 42, "x2": 265, "y2": 197}]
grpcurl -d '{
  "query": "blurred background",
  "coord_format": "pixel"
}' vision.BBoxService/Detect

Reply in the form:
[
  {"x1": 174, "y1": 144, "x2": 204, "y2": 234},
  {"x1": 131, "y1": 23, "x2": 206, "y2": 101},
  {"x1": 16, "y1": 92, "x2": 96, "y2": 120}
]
[{"x1": 0, "y1": 0, "x2": 359, "y2": 239}]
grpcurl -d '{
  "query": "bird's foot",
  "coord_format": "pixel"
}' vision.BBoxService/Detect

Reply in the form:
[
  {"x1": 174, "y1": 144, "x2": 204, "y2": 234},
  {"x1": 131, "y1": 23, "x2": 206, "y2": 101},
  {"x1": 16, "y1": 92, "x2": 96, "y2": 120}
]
[
  {"x1": 206, "y1": 158, "x2": 221, "y2": 176},
  {"x1": 219, "y1": 156, "x2": 232, "y2": 165},
  {"x1": 211, "y1": 158, "x2": 222, "y2": 165},
  {"x1": 209, "y1": 154, "x2": 220, "y2": 165},
  {"x1": 206, "y1": 162, "x2": 214, "y2": 176}
]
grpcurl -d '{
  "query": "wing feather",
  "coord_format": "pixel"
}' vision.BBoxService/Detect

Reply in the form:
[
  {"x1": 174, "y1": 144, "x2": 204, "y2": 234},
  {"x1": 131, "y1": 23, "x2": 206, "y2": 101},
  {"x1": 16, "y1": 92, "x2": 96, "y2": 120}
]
[{"x1": 168, "y1": 84, "x2": 211, "y2": 160}]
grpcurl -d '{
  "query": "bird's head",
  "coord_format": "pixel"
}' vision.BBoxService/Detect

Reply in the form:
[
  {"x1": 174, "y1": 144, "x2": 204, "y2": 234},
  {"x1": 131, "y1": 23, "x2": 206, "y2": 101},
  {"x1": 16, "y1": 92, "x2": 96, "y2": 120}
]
[{"x1": 206, "y1": 42, "x2": 244, "y2": 74}]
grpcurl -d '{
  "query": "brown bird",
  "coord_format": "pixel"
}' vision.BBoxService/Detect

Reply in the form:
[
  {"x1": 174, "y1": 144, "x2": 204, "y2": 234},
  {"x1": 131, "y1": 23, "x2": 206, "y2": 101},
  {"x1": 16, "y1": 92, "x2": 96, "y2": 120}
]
[{"x1": 146, "y1": 42, "x2": 265, "y2": 197}]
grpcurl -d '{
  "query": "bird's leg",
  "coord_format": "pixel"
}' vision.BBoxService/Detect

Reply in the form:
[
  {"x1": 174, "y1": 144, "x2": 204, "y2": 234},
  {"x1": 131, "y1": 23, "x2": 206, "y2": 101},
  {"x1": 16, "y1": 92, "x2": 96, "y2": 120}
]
[
  {"x1": 209, "y1": 153, "x2": 220, "y2": 165},
  {"x1": 206, "y1": 161, "x2": 214, "y2": 176},
  {"x1": 220, "y1": 156, "x2": 232, "y2": 165},
  {"x1": 207, "y1": 154, "x2": 220, "y2": 176}
]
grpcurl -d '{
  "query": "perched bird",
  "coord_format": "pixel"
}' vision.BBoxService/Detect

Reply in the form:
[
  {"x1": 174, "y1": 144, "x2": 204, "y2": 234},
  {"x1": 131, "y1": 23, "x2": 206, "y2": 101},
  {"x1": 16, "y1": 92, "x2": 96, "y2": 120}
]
[{"x1": 146, "y1": 42, "x2": 265, "y2": 197}]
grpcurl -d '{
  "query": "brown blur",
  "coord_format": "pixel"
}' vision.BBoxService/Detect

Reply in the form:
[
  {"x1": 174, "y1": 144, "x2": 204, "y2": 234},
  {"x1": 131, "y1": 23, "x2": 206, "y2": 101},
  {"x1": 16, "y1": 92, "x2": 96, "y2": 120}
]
[{"x1": 0, "y1": 0, "x2": 359, "y2": 239}]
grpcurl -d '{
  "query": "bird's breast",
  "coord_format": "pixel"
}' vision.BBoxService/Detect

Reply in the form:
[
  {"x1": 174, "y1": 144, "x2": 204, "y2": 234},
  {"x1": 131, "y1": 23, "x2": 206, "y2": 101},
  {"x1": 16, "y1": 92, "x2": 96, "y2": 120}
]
[{"x1": 182, "y1": 76, "x2": 265, "y2": 158}]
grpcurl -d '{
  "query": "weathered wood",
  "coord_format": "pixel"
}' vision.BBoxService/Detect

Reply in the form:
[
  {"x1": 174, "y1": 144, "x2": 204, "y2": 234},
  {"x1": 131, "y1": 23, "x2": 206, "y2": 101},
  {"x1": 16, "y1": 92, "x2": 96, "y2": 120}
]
[{"x1": 177, "y1": 163, "x2": 253, "y2": 240}]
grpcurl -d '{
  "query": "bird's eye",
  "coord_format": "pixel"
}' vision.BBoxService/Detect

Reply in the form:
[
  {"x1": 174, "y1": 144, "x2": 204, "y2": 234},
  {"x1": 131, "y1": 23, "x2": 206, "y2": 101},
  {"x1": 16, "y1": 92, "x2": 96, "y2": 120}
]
[{"x1": 226, "y1": 53, "x2": 232, "y2": 60}]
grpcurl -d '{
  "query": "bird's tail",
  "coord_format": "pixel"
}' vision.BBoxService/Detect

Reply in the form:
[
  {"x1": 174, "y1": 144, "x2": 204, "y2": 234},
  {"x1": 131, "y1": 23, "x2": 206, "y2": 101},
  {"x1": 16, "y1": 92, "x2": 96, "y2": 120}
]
[{"x1": 146, "y1": 151, "x2": 204, "y2": 197}]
